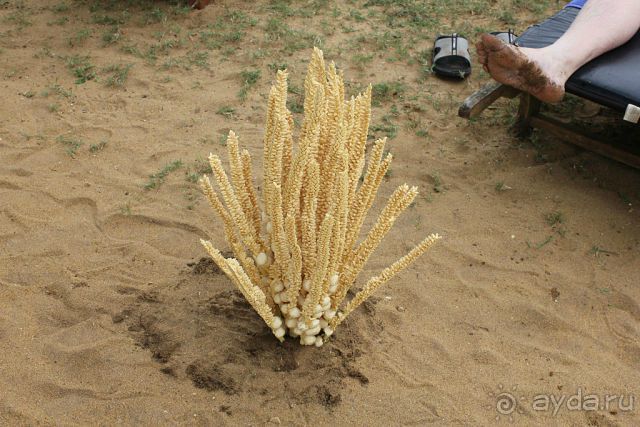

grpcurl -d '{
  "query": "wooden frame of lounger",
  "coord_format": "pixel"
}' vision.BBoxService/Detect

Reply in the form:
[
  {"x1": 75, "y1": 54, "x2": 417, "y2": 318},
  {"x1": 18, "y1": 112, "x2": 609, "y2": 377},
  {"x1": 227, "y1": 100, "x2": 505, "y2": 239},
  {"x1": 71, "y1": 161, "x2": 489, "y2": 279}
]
[{"x1": 458, "y1": 82, "x2": 640, "y2": 169}]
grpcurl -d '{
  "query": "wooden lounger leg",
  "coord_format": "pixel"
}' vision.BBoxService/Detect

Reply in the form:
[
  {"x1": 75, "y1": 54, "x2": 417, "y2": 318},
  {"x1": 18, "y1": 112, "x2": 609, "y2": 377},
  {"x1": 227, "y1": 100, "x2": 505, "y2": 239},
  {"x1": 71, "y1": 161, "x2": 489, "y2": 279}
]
[
  {"x1": 458, "y1": 82, "x2": 519, "y2": 119},
  {"x1": 514, "y1": 93, "x2": 541, "y2": 137}
]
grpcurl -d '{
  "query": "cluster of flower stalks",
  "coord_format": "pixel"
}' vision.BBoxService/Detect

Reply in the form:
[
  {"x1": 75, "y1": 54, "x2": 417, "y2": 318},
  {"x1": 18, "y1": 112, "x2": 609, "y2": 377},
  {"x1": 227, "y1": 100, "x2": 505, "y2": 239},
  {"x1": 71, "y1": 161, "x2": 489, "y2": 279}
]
[{"x1": 200, "y1": 48, "x2": 440, "y2": 347}]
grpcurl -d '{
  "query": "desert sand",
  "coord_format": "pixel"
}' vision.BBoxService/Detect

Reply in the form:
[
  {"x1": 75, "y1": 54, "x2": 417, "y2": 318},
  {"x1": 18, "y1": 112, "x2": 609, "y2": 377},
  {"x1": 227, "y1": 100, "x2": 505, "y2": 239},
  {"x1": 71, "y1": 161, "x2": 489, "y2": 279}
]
[{"x1": 1, "y1": 1, "x2": 639, "y2": 425}]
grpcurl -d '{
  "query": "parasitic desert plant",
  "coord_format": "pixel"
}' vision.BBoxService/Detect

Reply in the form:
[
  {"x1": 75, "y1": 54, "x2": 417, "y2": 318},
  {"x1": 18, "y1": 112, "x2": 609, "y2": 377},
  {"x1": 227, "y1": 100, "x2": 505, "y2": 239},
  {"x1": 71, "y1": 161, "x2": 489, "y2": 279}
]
[{"x1": 200, "y1": 48, "x2": 440, "y2": 347}]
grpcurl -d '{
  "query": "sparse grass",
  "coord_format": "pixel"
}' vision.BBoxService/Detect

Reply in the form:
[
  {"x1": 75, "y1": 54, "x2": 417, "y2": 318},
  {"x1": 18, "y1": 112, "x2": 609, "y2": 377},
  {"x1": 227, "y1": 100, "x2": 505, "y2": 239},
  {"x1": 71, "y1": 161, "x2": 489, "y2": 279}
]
[
  {"x1": 545, "y1": 211, "x2": 564, "y2": 226},
  {"x1": 20, "y1": 90, "x2": 35, "y2": 98},
  {"x1": 287, "y1": 98, "x2": 304, "y2": 114},
  {"x1": 68, "y1": 29, "x2": 92, "y2": 47},
  {"x1": 144, "y1": 160, "x2": 184, "y2": 190},
  {"x1": 415, "y1": 129, "x2": 428, "y2": 138},
  {"x1": 52, "y1": 2, "x2": 69, "y2": 12},
  {"x1": 352, "y1": 53, "x2": 374, "y2": 71},
  {"x1": 187, "y1": 51, "x2": 209, "y2": 69},
  {"x1": 188, "y1": 157, "x2": 213, "y2": 181},
  {"x1": 103, "y1": 64, "x2": 132, "y2": 87},
  {"x1": 372, "y1": 81, "x2": 406, "y2": 105},
  {"x1": 5, "y1": 7, "x2": 32, "y2": 28},
  {"x1": 590, "y1": 246, "x2": 616, "y2": 257},
  {"x1": 199, "y1": 10, "x2": 256, "y2": 50},
  {"x1": 526, "y1": 235, "x2": 554, "y2": 249},
  {"x1": 89, "y1": 140, "x2": 108, "y2": 153},
  {"x1": 144, "y1": 7, "x2": 167, "y2": 25},
  {"x1": 56, "y1": 135, "x2": 83, "y2": 157},
  {"x1": 101, "y1": 26, "x2": 121, "y2": 46},
  {"x1": 120, "y1": 203, "x2": 132, "y2": 215},
  {"x1": 430, "y1": 172, "x2": 444, "y2": 193},
  {"x1": 41, "y1": 84, "x2": 73, "y2": 98},
  {"x1": 238, "y1": 69, "x2": 261, "y2": 101},
  {"x1": 216, "y1": 106, "x2": 235, "y2": 118},
  {"x1": 92, "y1": 12, "x2": 128, "y2": 26},
  {"x1": 66, "y1": 55, "x2": 96, "y2": 84},
  {"x1": 264, "y1": 18, "x2": 322, "y2": 54},
  {"x1": 47, "y1": 103, "x2": 59, "y2": 113},
  {"x1": 495, "y1": 182, "x2": 511, "y2": 192},
  {"x1": 268, "y1": 62, "x2": 288, "y2": 72},
  {"x1": 48, "y1": 16, "x2": 68, "y2": 26}
]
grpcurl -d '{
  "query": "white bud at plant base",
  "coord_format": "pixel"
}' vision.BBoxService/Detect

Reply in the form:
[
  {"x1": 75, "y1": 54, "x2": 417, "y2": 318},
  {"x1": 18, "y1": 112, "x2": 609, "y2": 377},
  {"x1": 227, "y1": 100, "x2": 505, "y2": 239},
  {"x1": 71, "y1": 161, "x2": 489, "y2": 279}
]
[
  {"x1": 286, "y1": 318, "x2": 298, "y2": 328},
  {"x1": 323, "y1": 310, "x2": 336, "y2": 320},
  {"x1": 289, "y1": 307, "x2": 301, "y2": 318},
  {"x1": 314, "y1": 336, "x2": 323, "y2": 347},
  {"x1": 274, "y1": 327, "x2": 286, "y2": 338},
  {"x1": 271, "y1": 281, "x2": 284, "y2": 293},
  {"x1": 329, "y1": 274, "x2": 339, "y2": 287},
  {"x1": 255, "y1": 252, "x2": 268, "y2": 266},
  {"x1": 314, "y1": 304, "x2": 323, "y2": 314},
  {"x1": 272, "y1": 316, "x2": 283, "y2": 329},
  {"x1": 304, "y1": 325, "x2": 321, "y2": 336},
  {"x1": 319, "y1": 319, "x2": 328, "y2": 329},
  {"x1": 280, "y1": 304, "x2": 289, "y2": 315},
  {"x1": 312, "y1": 311, "x2": 323, "y2": 319},
  {"x1": 321, "y1": 296, "x2": 331, "y2": 307},
  {"x1": 280, "y1": 292, "x2": 290, "y2": 303},
  {"x1": 292, "y1": 327, "x2": 301, "y2": 336},
  {"x1": 297, "y1": 321, "x2": 308, "y2": 331},
  {"x1": 323, "y1": 327, "x2": 334, "y2": 337},
  {"x1": 303, "y1": 279, "x2": 311, "y2": 292},
  {"x1": 329, "y1": 284, "x2": 338, "y2": 295},
  {"x1": 310, "y1": 318, "x2": 320, "y2": 328},
  {"x1": 273, "y1": 293, "x2": 281, "y2": 304},
  {"x1": 266, "y1": 221, "x2": 273, "y2": 234},
  {"x1": 302, "y1": 335, "x2": 316, "y2": 345}
]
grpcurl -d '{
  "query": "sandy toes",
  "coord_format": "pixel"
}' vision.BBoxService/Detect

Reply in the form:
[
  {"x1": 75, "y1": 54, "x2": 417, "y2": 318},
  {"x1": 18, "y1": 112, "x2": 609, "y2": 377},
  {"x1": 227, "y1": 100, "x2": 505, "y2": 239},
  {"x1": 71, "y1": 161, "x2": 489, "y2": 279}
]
[{"x1": 477, "y1": 33, "x2": 565, "y2": 103}]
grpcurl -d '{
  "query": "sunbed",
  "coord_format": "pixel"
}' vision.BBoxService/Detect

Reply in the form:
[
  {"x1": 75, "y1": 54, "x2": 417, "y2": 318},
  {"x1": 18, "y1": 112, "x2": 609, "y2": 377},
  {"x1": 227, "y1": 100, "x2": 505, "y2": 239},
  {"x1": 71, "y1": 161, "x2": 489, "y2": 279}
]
[{"x1": 459, "y1": 7, "x2": 640, "y2": 168}]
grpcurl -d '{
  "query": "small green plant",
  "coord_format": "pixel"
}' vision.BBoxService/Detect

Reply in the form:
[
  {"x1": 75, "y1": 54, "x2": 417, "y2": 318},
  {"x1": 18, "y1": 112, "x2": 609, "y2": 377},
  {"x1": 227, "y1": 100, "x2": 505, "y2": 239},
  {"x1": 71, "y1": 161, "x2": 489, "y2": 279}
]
[
  {"x1": 47, "y1": 103, "x2": 59, "y2": 113},
  {"x1": 56, "y1": 135, "x2": 83, "y2": 157},
  {"x1": 66, "y1": 55, "x2": 96, "y2": 84},
  {"x1": 144, "y1": 160, "x2": 183, "y2": 190},
  {"x1": 21, "y1": 90, "x2": 35, "y2": 98},
  {"x1": 415, "y1": 129, "x2": 428, "y2": 138},
  {"x1": 103, "y1": 64, "x2": 132, "y2": 87},
  {"x1": 89, "y1": 140, "x2": 108, "y2": 153},
  {"x1": 287, "y1": 99, "x2": 304, "y2": 114},
  {"x1": 238, "y1": 69, "x2": 261, "y2": 101},
  {"x1": 216, "y1": 106, "x2": 235, "y2": 118},
  {"x1": 430, "y1": 172, "x2": 444, "y2": 193},
  {"x1": 545, "y1": 211, "x2": 564, "y2": 226},
  {"x1": 102, "y1": 26, "x2": 121, "y2": 46},
  {"x1": 372, "y1": 81, "x2": 406, "y2": 105},
  {"x1": 495, "y1": 182, "x2": 511, "y2": 192}
]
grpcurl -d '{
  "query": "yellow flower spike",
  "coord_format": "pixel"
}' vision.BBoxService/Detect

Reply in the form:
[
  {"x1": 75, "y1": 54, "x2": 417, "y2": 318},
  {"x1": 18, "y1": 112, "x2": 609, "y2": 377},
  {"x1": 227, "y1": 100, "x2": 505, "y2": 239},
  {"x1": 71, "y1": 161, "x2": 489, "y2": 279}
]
[{"x1": 199, "y1": 49, "x2": 439, "y2": 346}]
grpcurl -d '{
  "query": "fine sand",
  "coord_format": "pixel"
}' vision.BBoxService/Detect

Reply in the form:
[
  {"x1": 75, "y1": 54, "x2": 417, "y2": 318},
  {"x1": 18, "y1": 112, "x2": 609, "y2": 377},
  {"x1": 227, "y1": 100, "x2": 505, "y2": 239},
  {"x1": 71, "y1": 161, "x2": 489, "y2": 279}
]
[{"x1": 1, "y1": 1, "x2": 639, "y2": 425}]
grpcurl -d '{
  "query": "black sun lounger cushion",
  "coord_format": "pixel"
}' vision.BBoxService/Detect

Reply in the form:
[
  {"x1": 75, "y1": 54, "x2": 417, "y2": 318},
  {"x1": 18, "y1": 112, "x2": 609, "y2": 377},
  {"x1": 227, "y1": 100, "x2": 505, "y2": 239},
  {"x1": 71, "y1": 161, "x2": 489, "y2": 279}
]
[{"x1": 516, "y1": 7, "x2": 640, "y2": 113}]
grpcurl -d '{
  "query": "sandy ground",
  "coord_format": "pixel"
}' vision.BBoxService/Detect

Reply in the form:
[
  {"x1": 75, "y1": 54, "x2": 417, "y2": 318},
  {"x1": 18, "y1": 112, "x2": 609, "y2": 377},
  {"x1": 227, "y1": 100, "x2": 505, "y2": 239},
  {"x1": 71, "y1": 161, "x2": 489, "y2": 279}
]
[{"x1": 1, "y1": 1, "x2": 639, "y2": 425}]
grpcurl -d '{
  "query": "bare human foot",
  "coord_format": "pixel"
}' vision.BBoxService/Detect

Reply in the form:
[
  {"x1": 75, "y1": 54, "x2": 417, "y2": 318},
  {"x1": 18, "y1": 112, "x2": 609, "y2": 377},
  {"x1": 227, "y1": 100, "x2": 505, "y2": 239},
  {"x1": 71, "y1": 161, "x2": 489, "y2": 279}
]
[{"x1": 476, "y1": 34, "x2": 566, "y2": 103}]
